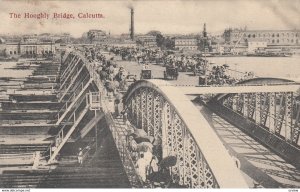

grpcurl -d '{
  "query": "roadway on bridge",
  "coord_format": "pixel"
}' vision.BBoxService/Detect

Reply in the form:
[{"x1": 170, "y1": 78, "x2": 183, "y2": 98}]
[
  {"x1": 114, "y1": 57, "x2": 299, "y2": 94},
  {"x1": 115, "y1": 59, "x2": 200, "y2": 86},
  {"x1": 196, "y1": 103, "x2": 300, "y2": 188}
]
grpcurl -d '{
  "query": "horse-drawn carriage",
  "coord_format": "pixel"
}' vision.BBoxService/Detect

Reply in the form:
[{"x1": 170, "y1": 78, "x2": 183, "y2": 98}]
[
  {"x1": 140, "y1": 69, "x2": 152, "y2": 80},
  {"x1": 164, "y1": 66, "x2": 179, "y2": 80},
  {"x1": 198, "y1": 75, "x2": 207, "y2": 85},
  {"x1": 194, "y1": 67, "x2": 205, "y2": 76}
]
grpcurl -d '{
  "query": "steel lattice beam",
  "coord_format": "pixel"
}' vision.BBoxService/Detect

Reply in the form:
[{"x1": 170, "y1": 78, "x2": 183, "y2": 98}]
[{"x1": 126, "y1": 87, "x2": 224, "y2": 188}]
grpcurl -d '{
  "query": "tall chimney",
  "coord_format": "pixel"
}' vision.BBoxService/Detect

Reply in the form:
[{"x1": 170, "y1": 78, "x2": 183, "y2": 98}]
[
  {"x1": 203, "y1": 23, "x2": 207, "y2": 38},
  {"x1": 130, "y1": 8, "x2": 134, "y2": 40}
]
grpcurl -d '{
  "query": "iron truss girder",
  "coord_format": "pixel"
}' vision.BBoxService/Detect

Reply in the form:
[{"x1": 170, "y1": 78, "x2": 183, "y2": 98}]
[{"x1": 126, "y1": 87, "x2": 220, "y2": 188}]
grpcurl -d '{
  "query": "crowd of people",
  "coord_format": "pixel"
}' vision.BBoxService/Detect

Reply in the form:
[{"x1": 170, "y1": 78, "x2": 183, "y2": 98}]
[
  {"x1": 121, "y1": 109, "x2": 171, "y2": 186},
  {"x1": 205, "y1": 65, "x2": 255, "y2": 85},
  {"x1": 82, "y1": 46, "x2": 132, "y2": 94},
  {"x1": 107, "y1": 45, "x2": 255, "y2": 86}
]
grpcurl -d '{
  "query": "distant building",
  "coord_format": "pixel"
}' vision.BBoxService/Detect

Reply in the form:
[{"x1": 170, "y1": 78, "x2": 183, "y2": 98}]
[
  {"x1": 224, "y1": 28, "x2": 300, "y2": 49},
  {"x1": 22, "y1": 34, "x2": 38, "y2": 43},
  {"x1": 174, "y1": 37, "x2": 198, "y2": 51},
  {"x1": 87, "y1": 29, "x2": 107, "y2": 43},
  {"x1": 50, "y1": 33, "x2": 71, "y2": 44},
  {"x1": 136, "y1": 35, "x2": 157, "y2": 47},
  {"x1": 211, "y1": 44, "x2": 224, "y2": 54},
  {"x1": 247, "y1": 39, "x2": 267, "y2": 53},
  {"x1": 102, "y1": 37, "x2": 136, "y2": 48},
  {"x1": 4, "y1": 41, "x2": 57, "y2": 57}
]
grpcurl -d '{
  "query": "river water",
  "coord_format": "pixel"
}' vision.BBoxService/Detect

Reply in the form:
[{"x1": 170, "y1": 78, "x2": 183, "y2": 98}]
[
  {"x1": 0, "y1": 62, "x2": 33, "y2": 78},
  {"x1": 1, "y1": 55, "x2": 300, "y2": 81}
]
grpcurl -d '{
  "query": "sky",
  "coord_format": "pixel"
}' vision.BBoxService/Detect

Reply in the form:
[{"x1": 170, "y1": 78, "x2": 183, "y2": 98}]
[{"x1": 0, "y1": 0, "x2": 299, "y2": 37}]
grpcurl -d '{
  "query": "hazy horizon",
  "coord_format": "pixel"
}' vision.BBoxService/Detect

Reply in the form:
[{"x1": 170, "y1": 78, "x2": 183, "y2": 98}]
[{"x1": 0, "y1": 0, "x2": 299, "y2": 38}]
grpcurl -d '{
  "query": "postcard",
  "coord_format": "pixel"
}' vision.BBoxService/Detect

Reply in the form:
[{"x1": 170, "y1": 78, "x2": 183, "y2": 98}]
[{"x1": 0, "y1": 0, "x2": 299, "y2": 189}]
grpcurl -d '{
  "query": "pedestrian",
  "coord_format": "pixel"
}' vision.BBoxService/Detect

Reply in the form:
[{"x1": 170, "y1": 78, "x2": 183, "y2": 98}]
[
  {"x1": 78, "y1": 148, "x2": 83, "y2": 165},
  {"x1": 150, "y1": 155, "x2": 159, "y2": 173},
  {"x1": 128, "y1": 136, "x2": 138, "y2": 152},
  {"x1": 144, "y1": 148, "x2": 153, "y2": 165},
  {"x1": 136, "y1": 153, "x2": 148, "y2": 183},
  {"x1": 114, "y1": 97, "x2": 120, "y2": 117},
  {"x1": 232, "y1": 156, "x2": 241, "y2": 169},
  {"x1": 147, "y1": 155, "x2": 159, "y2": 179}
]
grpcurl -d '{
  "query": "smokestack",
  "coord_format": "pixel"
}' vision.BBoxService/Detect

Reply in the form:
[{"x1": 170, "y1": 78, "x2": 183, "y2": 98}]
[
  {"x1": 203, "y1": 23, "x2": 207, "y2": 38},
  {"x1": 130, "y1": 8, "x2": 134, "y2": 40}
]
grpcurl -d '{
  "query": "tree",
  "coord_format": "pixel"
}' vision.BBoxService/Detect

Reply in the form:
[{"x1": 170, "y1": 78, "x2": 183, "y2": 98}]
[
  {"x1": 146, "y1": 30, "x2": 162, "y2": 36},
  {"x1": 136, "y1": 39, "x2": 143, "y2": 46},
  {"x1": 87, "y1": 31, "x2": 96, "y2": 44},
  {"x1": 146, "y1": 30, "x2": 165, "y2": 48},
  {"x1": 156, "y1": 33, "x2": 165, "y2": 48},
  {"x1": 164, "y1": 37, "x2": 174, "y2": 50}
]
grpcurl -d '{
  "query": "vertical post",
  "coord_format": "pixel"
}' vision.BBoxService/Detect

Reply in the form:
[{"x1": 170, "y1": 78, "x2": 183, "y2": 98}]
[
  {"x1": 293, "y1": 102, "x2": 300, "y2": 144},
  {"x1": 285, "y1": 92, "x2": 293, "y2": 142},
  {"x1": 95, "y1": 110, "x2": 98, "y2": 151},
  {"x1": 232, "y1": 95, "x2": 237, "y2": 111},
  {"x1": 269, "y1": 92, "x2": 276, "y2": 133},
  {"x1": 275, "y1": 93, "x2": 285, "y2": 135},
  {"x1": 255, "y1": 93, "x2": 261, "y2": 124}
]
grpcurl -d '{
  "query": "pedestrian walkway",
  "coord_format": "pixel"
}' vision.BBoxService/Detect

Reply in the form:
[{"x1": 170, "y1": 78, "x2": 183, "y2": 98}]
[{"x1": 102, "y1": 102, "x2": 143, "y2": 187}]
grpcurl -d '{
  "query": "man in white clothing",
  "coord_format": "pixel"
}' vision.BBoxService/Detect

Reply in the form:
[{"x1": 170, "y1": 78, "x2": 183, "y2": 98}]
[{"x1": 136, "y1": 153, "x2": 147, "y2": 182}]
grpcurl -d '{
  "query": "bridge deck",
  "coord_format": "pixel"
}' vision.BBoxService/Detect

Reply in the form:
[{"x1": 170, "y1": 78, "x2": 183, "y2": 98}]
[{"x1": 196, "y1": 104, "x2": 300, "y2": 188}]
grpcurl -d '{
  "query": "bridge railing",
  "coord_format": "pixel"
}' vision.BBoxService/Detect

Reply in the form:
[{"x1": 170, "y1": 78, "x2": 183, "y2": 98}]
[
  {"x1": 46, "y1": 93, "x2": 90, "y2": 163},
  {"x1": 101, "y1": 96, "x2": 143, "y2": 188},
  {"x1": 75, "y1": 51, "x2": 143, "y2": 187},
  {"x1": 55, "y1": 75, "x2": 91, "y2": 123},
  {"x1": 221, "y1": 102, "x2": 300, "y2": 150}
]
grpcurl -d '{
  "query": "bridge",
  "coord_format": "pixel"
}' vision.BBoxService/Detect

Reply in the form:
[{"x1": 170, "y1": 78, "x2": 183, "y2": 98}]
[{"x1": 0, "y1": 48, "x2": 299, "y2": 188}]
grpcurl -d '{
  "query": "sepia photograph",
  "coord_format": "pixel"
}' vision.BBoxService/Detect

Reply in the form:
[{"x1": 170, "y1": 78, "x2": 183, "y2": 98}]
[{"x1": 0, "y1": 0, "x2": 299, "y2": 189}]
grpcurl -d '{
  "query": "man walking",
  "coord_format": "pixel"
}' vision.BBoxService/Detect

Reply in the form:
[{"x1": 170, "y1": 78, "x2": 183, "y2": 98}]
[{"x1": 78, "y1": 148, "x2": 83, "y2": 165}]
